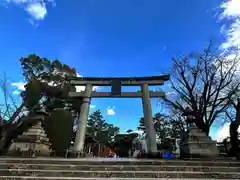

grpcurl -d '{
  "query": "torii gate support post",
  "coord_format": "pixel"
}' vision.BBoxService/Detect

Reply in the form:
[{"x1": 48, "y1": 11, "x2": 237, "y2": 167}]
[
  {"x1": 141, "y1": 84, "x2": 158, "y2": 153},
  {"x1": 73, "y1": 84, "x2": 93, "y2": 157}
]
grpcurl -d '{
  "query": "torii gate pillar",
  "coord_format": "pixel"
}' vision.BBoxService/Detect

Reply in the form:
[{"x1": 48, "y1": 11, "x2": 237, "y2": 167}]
[
  {"x1": 73, "y1": 84, "x2": 92, "y2": 156},
  {"x1": 141, "y1": 84, "x2": 157, "y2": 153}
]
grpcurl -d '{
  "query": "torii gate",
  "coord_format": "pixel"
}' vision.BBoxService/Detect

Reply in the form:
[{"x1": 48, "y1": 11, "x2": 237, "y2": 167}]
[{"x1": 68, "y1": 75, "x2": 170, "y2": 156}]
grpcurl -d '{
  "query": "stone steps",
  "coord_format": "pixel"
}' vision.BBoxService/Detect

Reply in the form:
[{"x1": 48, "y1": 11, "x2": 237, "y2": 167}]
[
  {"x1": 0, "y1": 169, "x2": 240, "y2": 179},
  {"x1": 1, "y1": 163, "x2": 240, "y2": 172},
  {"x1": 0, "y1": 178, "x2": 234, "y2": 180},
  {"x1": 0, "y1": 158, "x2": 239, "y2": 166},
  {"x1": 0, "y1": 158, "x2": 239, "y2": 179}
]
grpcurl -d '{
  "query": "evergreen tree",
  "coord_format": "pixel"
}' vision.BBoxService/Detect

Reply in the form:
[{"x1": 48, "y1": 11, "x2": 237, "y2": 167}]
[
  {"x1": 0, "y1": 54, "x2": 81, "y2": 155},
  {"x1": 87, "y1": 110, "x2": 119, "y2": 145},
  {"x1": 137, "y1": 113, "x2": 183, "y2": 140}
]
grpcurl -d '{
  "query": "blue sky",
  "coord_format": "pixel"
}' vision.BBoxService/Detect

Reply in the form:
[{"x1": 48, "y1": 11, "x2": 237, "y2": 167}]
[{"x1": 0, "y1": 0, "x2": 239, "y2": 141}]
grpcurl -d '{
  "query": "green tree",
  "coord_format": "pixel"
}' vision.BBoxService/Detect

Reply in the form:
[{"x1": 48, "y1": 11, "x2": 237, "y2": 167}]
[
  {"x1": 137, "y1": 112, "x2": 184, "y2": 140},
  {"x1": 20, "y1": 54, "x2": 76, "y2": 83},
  {"x1": 105, "y1": 124, "x2": 120, "y2": 146},
  {"x1": 137, "y1": 117, "x2": 145, "y2": 132},
  {"x1": 87, "y1": 110, "x2": 106, "y2": 137},
  {"x1": 44, "y1": 109, "x2": 74, "y2": 156},
  {"x1": 19, "y1": 54, "x2": 84, "y2": 156},
  {"x1": 87, "y1": 110, "x2": 119, "y2": 145},
  {"x1": 0, "y1": 54, "x2": 82, "y2": 155},
  {"x1": 137, "y1": 113, "x2": 167, "y2": 139},
  {"x1": 20, "y1": 54, "x2": 80, "y2": 114},
  {"x1": 166, "y1": 109, "x2": 186, "y2": 138}
]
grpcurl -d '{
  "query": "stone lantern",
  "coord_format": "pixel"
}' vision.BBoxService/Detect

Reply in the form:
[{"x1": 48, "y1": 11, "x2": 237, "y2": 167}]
[{"x1": 180, "y1": 107, "x2": 219, "y2": 158}]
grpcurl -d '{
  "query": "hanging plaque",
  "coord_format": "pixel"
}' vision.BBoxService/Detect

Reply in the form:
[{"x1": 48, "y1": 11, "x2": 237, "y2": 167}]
[{"x1": 111, "y1": 79, "x2": 121, "y2": 95}]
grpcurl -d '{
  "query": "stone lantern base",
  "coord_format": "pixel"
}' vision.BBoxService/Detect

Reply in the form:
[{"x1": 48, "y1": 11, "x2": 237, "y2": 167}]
[{"x1": 180, "y1": 127, "x2": 219, "y2": 158}]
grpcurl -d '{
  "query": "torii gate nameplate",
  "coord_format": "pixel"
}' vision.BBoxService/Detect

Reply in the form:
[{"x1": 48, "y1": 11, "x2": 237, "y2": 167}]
[{"x1": 111, "y1": 79, "x2": 122, "y2": 96}]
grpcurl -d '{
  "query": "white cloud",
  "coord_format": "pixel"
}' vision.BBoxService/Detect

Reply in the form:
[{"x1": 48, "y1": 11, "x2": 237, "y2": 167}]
[
  {"x1": 211, "y1": 123, "x2": 230, "y2": 142},
  {"x1": 211, "y1": 123, "x2": 240, "y2": 142},
  {"x1": 75, "y1": 86, "x2": 86, "y2": 92},
  {"x1": 76, "y1": 73, "x2": 82, "y2": 78},
  {"x1": 11, "y1": 82, "x2": 25, "y2": 91},
  {"x1": 125, "y1": 129, "x2": 144, "y2": 135},
  {"x1": 90, "y1": 104, "x2": 96, "y2": 109},
  {"x1": 107, "y1": 106, "x2": 116, "y2": 116},
  {"x1": 75, "y1": 85, "x2": 99, "y2": 92},
  {"x1": 4, "y1": 0, "x2": 55, "y2": 21},
  {"x1": 219, "y1": 0, "x2": 240, "y2": 50},
  {"x1": 25, "y1": 2, "x2": 47, "y2": 20},
  {"x1": 12, "y1": 90, "x2": 21, "y2": 95}
]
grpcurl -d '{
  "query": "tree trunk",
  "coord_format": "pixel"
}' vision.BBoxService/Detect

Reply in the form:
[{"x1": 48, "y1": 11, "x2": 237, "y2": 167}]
[
  {"x1": 195, "y1": 118, "x2": 210, "y2": 135},
  {"x1": 223, "y1": 139, "x2": 229, "y2": 156},
  {"x1": 230, "y1": 99, "x2": 240, "y2": 158},
  {"x1": 0, "y1": 130, "x2": 8, "y2": 154},
  {"x1": 201, "y1": 125, "x2": 210, "y2": 136},
  {"x1": 229, "y1": 121, "x2": 239, "y2": 157}
]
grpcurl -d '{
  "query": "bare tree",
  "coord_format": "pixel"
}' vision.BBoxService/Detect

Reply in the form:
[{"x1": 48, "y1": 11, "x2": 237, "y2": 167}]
[
  {"x1": 167, "y1": 109, "x2": 187, "y2": 134},
  {"x1": 0, "y1": 73, "x2": 26, "y2": 154},
  {"x1": 162, "y1": 45, "x2": 240, "y2": 135},
  {"x1": 0, "y1": 73, "x2": 25, "y2": 126}
]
